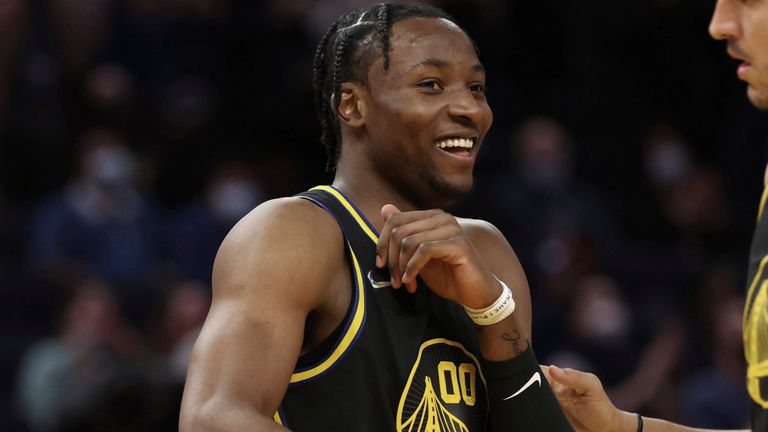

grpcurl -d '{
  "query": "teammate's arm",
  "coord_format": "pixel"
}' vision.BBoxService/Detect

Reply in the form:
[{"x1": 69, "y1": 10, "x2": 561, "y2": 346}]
[
  {"x1": 541, "y1": 365, "x2": 749, "y2": 432},
  {"x1": 179, "y1": 198, "x2": 342, "y2": 432}
]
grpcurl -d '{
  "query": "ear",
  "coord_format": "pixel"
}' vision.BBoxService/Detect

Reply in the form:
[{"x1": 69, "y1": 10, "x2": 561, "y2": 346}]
[{"x1": 335, "y1": 82, "x2": 368, "y2": 128}]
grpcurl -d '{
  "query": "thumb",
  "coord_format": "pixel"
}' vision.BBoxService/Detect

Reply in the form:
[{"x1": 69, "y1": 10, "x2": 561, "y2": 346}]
[
  {"x1": 548, "y1": 365, "x2": 596, "y2": 394},
  {"x1": 381, "y1": 204, "x2": 401, "y2": 221}
]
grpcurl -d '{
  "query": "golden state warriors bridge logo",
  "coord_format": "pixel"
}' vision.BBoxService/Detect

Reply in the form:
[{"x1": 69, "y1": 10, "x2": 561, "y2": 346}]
[
  {"x1": 397, "y1": 339, "x2": 488, "y2": 432},
  {"x1": 745, "y1": 255, "x2": 768, "y2": 408}
]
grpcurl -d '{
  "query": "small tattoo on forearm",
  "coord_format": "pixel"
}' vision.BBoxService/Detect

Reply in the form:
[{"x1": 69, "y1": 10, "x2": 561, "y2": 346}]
[{"x1": 502, "y1": 330, "x2": 524, "y2": 355}]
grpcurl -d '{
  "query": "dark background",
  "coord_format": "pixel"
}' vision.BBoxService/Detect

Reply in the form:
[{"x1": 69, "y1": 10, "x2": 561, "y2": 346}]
[{"x1": 1, "y1": 0, "x2": 767, "y2": 430}]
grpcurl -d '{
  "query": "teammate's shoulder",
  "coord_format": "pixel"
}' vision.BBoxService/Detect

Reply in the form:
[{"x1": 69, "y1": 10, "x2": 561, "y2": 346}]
[{"x1": 763, "y1": 162, "x2": 768, "y2": 187}]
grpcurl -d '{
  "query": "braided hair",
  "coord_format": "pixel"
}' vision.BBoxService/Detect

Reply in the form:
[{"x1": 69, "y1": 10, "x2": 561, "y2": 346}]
[{"x1": 312, "y1": 3, "x2": 466, "y2": 172}]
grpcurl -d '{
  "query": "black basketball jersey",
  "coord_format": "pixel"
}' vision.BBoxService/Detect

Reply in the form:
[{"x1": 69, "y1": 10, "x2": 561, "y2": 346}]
[
  {"x1": 746, "y1": 187, "x2": 768, "y2": 430},
  {"x1": 274, "y1": 185, "x2": 489, "y2": 431}
]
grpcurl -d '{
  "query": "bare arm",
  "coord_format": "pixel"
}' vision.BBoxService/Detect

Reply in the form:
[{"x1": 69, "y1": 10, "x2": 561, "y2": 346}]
[
  {"x1": 460, "y1": 219, "x2": 533, "y2": 361},
  {"x1": 541, "y1": 365, "x2": 749, "y2": 432},
  {"x1": 179, "y1": 198, "x2": 343, "y2": 432},
  {"x1": 376, "y1": 207, "x2": 571, "y2": 430},
  {"x1": 375, "y1": 207, "x2": 532, "y2": 361}
]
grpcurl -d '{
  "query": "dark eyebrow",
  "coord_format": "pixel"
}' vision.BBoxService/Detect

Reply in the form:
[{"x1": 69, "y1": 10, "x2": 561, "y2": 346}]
[
  {"x1": 471, "y1": 63, "x2": 485, "y2": 73},
  {"x1": 409, "y1": 58, "x2": 485, "y2": 73},
  {"x1": 410, "y1": 58, "x2": 449, "y2": 70}
]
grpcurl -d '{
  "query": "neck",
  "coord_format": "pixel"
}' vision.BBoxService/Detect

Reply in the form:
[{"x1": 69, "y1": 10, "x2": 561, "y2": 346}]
[
  {"x1": 331, "y1": 134, "x2": 460, "y2": 229},
  {"x1": 332, "y1": 170, "x2": 419, "y2": 233}
]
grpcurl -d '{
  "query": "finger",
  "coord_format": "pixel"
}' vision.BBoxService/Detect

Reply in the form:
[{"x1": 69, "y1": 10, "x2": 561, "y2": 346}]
[
  {"x1": 398, "y1": 222, "x2": 460, "y2": 277},
  {"x1": 540, "y1": 365, "x2": 554, "y2": 386},
  {"x1": 376, "y1": 205, "x2": 402, "y2": 269},
  {"x1": 381, "y1": 203, "x2": 400, "y2": 221},
  {"x1": 380, "y1": 209, "x2": 445, "y2": 287},
  {"x1": 387, "y1": 224, "x2": 406, "y2": 288},
  {"x1": 549, "y1": 366, "x2": 599, "y2": 396},
  {"x1": 401, "y1": 236, "x2": 465, "y2": 284},
  {"x1": 377, "y1": 207, "x2": 442, "y2": 268},
  {"x1": 540, "y1": 366, "x2": 569, "y2": 398},
  {"x1": 404, "y1": 278, "x2": 418, "y2": 293},
  {"x1": 389, "y1": 215, "x2": 447, "y2": 287}
]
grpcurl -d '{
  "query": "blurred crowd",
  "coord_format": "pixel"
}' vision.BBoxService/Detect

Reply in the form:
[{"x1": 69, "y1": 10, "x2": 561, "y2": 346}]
[{"x1": 1, "y1": 0, "x2": 767, "y2": 431}]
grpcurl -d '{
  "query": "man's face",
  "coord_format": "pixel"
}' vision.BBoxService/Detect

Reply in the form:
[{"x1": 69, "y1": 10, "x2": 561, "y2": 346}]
[
  {"x1": 362, "y1": 17, "x2": 493, "y2": 208},
  {"x1": 710, "y1": 0, "x2": 768, "y2": 109}
]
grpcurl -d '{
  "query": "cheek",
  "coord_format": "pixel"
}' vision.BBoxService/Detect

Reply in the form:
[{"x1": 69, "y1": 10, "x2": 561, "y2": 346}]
[
  {"x1": 484, "y1": 104, "x2": 494, "y2": 131},
  {"x1": 749, "y1": 14, "x2": 768, "y2": 76},
  {"x1": 385, "y1": 103, "x2": 436, "y2": 136}
]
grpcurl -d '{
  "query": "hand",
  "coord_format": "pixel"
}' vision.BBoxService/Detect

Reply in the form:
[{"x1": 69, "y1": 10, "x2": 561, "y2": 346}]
[
  {"x1": 375, "y1": 204, "x2": 499, "y2": 309},
  {"x1": 540, "y1": 365, "x2": 636, "y2": 432}
]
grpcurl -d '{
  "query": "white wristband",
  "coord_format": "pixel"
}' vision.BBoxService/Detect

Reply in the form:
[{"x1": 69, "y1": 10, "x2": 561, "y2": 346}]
[{"x1": 463, "y1": 276, "x2": 516, "y2": 326}]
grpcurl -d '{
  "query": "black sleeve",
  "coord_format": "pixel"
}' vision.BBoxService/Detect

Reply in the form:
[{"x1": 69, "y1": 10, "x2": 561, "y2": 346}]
[{"x1": 482, "y1": 345, "x2": 574, "y2": 431}]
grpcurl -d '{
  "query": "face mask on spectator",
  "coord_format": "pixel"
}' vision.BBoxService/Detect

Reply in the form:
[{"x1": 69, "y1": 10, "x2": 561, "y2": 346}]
[
  {"x1": 207, "y1": 179, "x2": 264, "y2": 224},
  {"x1": 84, "y1": 145, "x2": 136, "y2": 189},
  {"x1": 645, "y1": 140, "x2": 691, "y2": 187}
]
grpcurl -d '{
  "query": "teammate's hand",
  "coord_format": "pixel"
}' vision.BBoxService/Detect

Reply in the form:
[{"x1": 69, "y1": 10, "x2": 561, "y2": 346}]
[
  {"x1": 375, "y1": 204, "x2": 499, "y2": 309},
  {"x1": 540, "y1": 365, "x2": 636, "y2": 432}
]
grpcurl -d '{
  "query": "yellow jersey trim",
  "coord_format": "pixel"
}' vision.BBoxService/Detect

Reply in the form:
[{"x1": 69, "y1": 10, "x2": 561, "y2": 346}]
[
  {"x1": 289, "y1": 243, "x2": 366, "y2": 383},
  {"x1": 758, "y1": 187, "x2": 768, "y2": 222},
  {"x1": 396, "y1": 338, "x2": 487, "y2": 432},
  {"x1": 744, "y1": 255, "x2": 768, "y2": 408},
  {"x1": 744, "y1": 254, "x2": 768, "y2": 334},
  {"x1": 310, "y1": 185, "x2": 380, "y2": 243},
  {"x1": 273, "y1": 410, "x2": 284, "y2": 425}
]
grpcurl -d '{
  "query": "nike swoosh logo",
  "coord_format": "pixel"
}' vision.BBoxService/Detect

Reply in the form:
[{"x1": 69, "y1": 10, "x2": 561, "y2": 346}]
[
  {"x1": 503, "y1": 372, "x2": 541, "y2": 400},
  {"x1": 367, "y1": 270, "x2": 392, "y2": 289}
]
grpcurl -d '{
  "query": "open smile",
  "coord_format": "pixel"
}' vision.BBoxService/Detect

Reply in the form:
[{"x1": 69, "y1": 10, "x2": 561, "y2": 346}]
[{"x1": 435, "y1": 137, "x2": 476, "y2": 160}]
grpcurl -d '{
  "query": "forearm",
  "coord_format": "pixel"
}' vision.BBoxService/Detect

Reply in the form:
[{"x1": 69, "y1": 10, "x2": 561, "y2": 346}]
[
  {"x1": 476, "y1": 313, "x2": 528, "y2": 361},
  {"x1": 180, "y1": 402, "x2": 290, "y2": 432},
  {"x1": 616, "y1": 410, "x2": 748, "y2": 432},
  {"x1": 645, "y1": 417, "x2": 747, "y2": 432},
  {"x1": 472, "y1": 272, "x2": 529, "y2": 362},
  {"x1": 481, "y1": 342, "x2": 574, "y2": 431}
]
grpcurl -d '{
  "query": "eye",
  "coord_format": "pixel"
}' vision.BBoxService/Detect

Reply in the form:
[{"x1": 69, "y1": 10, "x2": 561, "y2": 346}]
[
  {"x1": 417, "y1": 79, "x2": 443, "y2": 92},
  {"x1": 469, "y1": 83, "x2": 486, "y2": 94}
]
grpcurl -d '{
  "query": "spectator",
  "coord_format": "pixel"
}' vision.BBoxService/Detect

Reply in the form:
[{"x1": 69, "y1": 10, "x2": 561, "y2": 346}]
[
  {"x1": 16, "y1": 279, "x2": 144, "y2": 432},
  {"x1": 28, "y1": 128, "x2": 164, "y2": 324}
]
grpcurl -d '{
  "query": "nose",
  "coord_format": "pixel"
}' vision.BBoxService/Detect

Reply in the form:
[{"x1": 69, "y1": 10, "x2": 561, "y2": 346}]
[
  {"x1": 447, "y1": 87, "x2": 489, "y2": 127},
  {"x1": 709, "y1": 0, "x2": 740, "y2": 41}
]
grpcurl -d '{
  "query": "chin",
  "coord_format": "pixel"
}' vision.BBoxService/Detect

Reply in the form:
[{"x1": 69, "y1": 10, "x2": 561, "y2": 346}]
[
  {"x1": 748, "y1": 86, "x2": 768, "y2": 110},
  {"x1": 426, "y1": 174, "x2": 474, "y2": 207}
]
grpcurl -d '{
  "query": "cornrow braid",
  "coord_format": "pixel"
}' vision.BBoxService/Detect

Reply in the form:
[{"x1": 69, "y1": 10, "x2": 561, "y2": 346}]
[
  {"x1": 376, "y1": 4, "x2": 390, "y2": 70},
  {"x1": 329, "y1": 29, "x2": 351, "y2": 168},
  {"x1": 312, "y1": 19, "x2": 341, "y2": 170},
  {"x1": 312, "y1": 3, "x2": 467, "y2": 172}
]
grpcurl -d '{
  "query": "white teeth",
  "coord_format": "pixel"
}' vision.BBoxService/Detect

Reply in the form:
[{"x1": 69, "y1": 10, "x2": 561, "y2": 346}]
[{"x1": 436, "y1": 138, "x2": 474, "y2": 149}]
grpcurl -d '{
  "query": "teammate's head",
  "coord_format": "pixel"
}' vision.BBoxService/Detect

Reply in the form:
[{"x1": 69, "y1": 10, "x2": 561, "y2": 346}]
[
  {"x1": 313, "y1": 3, "x2": 471, "y2": 171},
  {"x1": 710, "y1": 0, "x2": 768, "y2": 109}
]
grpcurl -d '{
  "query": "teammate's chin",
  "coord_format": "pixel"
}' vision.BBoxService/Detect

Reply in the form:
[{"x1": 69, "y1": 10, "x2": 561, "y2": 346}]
[{"x1": 747, "y1": 85, "x2": 768, "y2": 110}]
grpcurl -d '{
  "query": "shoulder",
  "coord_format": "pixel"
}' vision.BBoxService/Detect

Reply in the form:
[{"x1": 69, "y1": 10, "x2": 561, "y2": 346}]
[
  {"x1": 212, "y1": 196, "x2": 345, "y2": 308},
  {"x1": 457, "y1": 217, "x2": 510, "y2": 251},
  {"x1": 220, "y1": 196, "x2": 341, "y2": 251}
]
